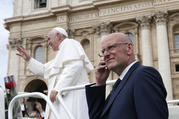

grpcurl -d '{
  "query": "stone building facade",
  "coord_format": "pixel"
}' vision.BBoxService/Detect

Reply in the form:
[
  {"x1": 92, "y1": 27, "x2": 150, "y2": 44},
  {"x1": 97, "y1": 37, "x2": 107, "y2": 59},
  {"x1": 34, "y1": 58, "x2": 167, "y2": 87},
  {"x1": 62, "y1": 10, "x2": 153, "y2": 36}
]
[{"x1": 4, "y1": 0, "x2": 179, "y2": 100}]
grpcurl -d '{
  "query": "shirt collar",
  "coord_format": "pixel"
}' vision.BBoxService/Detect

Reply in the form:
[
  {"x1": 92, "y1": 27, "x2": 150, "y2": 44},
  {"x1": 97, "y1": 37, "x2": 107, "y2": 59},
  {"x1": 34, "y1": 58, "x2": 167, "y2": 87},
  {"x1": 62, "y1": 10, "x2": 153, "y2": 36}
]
[{"x1": 119, "y1": 61, "x2": 137, "y2": 80}]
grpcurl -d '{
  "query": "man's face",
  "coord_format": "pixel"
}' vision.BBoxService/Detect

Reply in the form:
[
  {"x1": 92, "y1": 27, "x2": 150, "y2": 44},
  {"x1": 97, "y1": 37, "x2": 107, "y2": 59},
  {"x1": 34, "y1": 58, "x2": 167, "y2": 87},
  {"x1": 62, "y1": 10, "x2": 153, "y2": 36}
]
[
  {"x1": 48, "y1": 33, "x2": 60, "y2": 51},
  {"x1": 101, "y1": 35, "x2": 129, "y2": 71}
]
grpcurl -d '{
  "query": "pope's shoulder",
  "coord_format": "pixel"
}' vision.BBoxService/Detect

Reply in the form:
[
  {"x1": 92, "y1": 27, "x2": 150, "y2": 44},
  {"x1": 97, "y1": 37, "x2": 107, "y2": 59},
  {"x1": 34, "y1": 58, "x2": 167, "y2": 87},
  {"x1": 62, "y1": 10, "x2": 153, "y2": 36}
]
[{"x1": 63, "y1": 38, "x2": 81, "y2": 45}]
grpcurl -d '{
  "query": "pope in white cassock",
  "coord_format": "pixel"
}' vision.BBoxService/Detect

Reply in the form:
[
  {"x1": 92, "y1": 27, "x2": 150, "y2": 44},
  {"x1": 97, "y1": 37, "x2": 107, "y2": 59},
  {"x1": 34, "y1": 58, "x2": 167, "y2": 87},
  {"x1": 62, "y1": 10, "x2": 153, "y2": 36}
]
[{"x1": 16, "y1": 27, "x2": 94, "y2": 119}]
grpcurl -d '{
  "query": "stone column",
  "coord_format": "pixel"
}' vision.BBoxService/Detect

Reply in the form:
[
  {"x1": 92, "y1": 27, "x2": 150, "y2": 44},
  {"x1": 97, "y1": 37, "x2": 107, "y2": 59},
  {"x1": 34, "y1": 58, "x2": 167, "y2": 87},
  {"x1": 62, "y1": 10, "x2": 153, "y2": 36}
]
[
  {"x1": 137, "y1": 16, "x2": 153, "y2": 66},
  {"x1": 8, "y1": 38, "x2": 23, "y2": 85},
  {"x1": 66, "y1": 28, "x2": 75, "y2": 39},
  {"x1": 154, "y1": 11, "x2": 173, "y2": 100}
]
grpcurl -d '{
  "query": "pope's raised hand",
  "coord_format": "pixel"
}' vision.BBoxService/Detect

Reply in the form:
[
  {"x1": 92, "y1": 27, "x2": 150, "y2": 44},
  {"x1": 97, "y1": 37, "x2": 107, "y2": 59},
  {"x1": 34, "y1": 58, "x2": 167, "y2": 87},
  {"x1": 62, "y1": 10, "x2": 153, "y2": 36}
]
[{"x1": 16, "y1": 46, "x2": 31, "y2": 61}]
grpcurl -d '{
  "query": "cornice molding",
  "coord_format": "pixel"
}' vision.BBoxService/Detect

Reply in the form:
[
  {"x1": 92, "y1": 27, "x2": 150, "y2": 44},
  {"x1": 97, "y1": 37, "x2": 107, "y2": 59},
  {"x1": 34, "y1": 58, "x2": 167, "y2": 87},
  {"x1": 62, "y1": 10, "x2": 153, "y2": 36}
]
[
  {"x1": 93, "y1": 0, "x2": 124, "y2": 6},
  {"x1": 169, "y1": 12, "x2": 179, "y2": 21},
  {"x1": 5, "y1": 12, "x2": 53, "y2": 30},
  {"x1": 5, "y1": 11, "x2": 52, "y2": 23},
  {"x1": 51, "y1": 5, "x2": 71, "y2": 14},
  {"x1": 4, "y1": 0, "x2": 178, "y2": 30},
  {"x1": 70, "y1": 4, "x2": 94, "y2": 12}
]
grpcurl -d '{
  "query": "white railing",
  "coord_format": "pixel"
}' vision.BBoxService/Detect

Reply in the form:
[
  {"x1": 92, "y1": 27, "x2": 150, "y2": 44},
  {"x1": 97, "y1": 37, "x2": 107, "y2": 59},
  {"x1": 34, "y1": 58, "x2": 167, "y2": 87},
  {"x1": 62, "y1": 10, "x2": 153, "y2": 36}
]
[
  {"x1": 167, "y1": 100, "x2": 179, "y2": 104},
  {"x1": 8, "y1": 92, "x2": 60, "y2": 119},
  {"x1": 167, "y1": 100, "x2": 179, "y2": 119},
  {"x1": 8, "y1": 80, "x2": 179, "y2": 119},
  {"x1": 59, "y1": 80, "x2": 116, "y2": 95}
]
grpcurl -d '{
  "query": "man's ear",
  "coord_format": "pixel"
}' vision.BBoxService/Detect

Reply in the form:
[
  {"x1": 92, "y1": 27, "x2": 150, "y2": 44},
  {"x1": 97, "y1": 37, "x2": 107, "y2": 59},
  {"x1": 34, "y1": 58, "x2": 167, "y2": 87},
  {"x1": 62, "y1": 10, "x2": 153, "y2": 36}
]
[
  {"x1": 127, "y1": 43, "x2": 133, "y2": 55},
  {"x1": 56, "y1": 33, "x2": 61, "y2": 41}
]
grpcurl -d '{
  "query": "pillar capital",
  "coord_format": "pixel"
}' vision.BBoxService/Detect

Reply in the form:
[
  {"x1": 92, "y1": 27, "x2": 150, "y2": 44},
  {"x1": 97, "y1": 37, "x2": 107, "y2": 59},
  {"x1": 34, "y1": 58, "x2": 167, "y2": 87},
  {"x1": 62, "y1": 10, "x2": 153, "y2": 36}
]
[
  {"x1": 9, "y1": 38, "x2": 23, "y2": 49},
  {"x1": 154, "y1": 11, "x2": 168, "y2": 25},
  {"x1": 66, "y1": 28, "x2": 75, "y2": 38},
  {"x1": 93, "y1": 21, "x2": 113, "y2": 35},
  {"x1": 136, "y1": 16, "x2": 152, "y2": 29}
]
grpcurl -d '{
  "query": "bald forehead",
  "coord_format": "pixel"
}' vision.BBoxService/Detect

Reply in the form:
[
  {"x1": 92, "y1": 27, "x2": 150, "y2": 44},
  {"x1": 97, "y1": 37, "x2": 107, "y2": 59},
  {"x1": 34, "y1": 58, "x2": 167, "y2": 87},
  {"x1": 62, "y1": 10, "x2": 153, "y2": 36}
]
[{"x1": 102, "y1": 33, "x2": 131, "y2": 43}]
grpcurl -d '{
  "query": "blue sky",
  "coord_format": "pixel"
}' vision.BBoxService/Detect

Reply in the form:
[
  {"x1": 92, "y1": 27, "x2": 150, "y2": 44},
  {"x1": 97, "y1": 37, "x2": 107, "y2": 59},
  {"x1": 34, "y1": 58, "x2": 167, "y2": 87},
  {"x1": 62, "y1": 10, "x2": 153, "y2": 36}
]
[{"x1": 0, "y1": 0, "x2": 13, "y2": 89}]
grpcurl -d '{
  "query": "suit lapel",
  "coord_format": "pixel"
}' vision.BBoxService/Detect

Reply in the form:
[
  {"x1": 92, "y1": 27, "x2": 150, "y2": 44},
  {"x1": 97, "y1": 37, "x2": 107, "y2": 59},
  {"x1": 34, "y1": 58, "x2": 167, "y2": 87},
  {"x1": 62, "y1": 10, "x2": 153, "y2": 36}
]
[{"x1": 101, "y1": 62, "x2": 140, "y2": 117}]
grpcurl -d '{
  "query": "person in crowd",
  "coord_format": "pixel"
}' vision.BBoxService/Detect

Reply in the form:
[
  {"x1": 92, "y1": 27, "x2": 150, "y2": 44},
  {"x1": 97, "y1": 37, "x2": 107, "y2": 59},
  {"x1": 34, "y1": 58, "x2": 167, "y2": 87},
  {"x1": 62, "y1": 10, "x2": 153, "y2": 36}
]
[
  {"x1": 29, "y1": 101, "x2": 45, "y2": 119},
  {"x1": 85, "y1": 32, "x2": 168, "y2": 119},
  {"x1": 35, "y1": 101, "x2": 45, "y2": 119},
  {"x1": 17, "y1": 27, "x2": 94, "y2": 119},
  {"x1": 21, "y1": 98, "x2": 29, "y2": 117}
]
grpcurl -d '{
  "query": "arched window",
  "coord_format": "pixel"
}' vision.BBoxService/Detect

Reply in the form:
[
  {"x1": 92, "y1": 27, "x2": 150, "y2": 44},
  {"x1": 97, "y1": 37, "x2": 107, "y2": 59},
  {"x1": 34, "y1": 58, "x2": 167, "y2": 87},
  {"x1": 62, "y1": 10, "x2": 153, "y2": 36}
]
[
  {"x1": 81, "y1": 39, "x2": 90, "y2": 58},
  {"x1": 174, "y1": 34, "x2": 179, "y2": 52},
  {"x1": 34, "y1": 45, "x2": 44, "y2": 63},
  {"x1": 24, "y1": 79, "x2": 47, "y2": 112},
  {"x1": 173, "y1": 24, "x2": 179, "y2": 53}
]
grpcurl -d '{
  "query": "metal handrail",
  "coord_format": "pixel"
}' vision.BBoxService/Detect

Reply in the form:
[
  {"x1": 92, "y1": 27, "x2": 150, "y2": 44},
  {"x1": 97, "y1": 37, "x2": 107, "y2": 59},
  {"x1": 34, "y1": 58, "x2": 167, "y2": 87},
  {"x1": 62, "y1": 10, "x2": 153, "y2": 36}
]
[
  {"x1": 167, "y1": 100, "x2": 179, "y2": 104},
  {"x1": 58, "y1": 80, "x2": 117, "y2": 95},
  {"x1": 8, "y1": 92, "x2": 60, "y2": 119}
]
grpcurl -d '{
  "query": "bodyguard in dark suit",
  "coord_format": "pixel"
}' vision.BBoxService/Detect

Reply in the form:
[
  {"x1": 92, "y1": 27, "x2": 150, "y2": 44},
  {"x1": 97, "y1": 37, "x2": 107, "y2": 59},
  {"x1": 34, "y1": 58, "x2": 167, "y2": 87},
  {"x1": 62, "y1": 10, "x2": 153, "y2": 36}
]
[{"x1": 85, "y1": 33, "x2": 168, "y2": 119}]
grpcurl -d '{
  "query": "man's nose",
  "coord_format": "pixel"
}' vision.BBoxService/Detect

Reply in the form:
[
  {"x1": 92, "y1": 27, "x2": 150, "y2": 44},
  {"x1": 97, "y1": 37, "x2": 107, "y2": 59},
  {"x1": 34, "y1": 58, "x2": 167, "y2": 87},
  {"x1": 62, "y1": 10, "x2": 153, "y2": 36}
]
[
  {"x1": 103, "y1": 49, "x2": 110, "y2": 56},
  {"x1": 103, "y1": 51, "x2": 110, "y2": 60}
]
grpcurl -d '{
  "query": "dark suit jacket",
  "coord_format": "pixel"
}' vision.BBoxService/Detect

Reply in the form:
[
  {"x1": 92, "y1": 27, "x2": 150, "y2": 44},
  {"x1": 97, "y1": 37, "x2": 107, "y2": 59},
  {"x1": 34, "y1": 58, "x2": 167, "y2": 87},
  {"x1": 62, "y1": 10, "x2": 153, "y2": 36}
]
[{"x1": 85, "y1": 62, "x2": 168, "y2": 119}]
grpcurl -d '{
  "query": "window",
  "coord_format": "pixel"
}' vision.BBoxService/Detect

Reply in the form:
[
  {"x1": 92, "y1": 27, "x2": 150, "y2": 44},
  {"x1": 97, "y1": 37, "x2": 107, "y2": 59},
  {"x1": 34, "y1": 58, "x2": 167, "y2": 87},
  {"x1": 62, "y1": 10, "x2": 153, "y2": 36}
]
[
  {"x1": 174, "y1": 34, "x2": 179, "y2": 52},
  {"x1": 34, "y1": 46, "x2": 44, "y2": 63},
  {"x1": 175, "y1": 64, "x2": 179, "y2": 72},
  {"x1": 34, "y1": 0, "x2": 47, "y2": 9}
]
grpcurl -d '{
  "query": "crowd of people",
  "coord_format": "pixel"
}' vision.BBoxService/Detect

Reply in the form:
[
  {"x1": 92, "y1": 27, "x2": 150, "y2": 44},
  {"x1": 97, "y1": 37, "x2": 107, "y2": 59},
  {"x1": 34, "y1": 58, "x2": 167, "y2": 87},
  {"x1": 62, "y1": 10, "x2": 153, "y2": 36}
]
[{"x1": 21, "y1": 98, "x2": 45, "y2": 119}]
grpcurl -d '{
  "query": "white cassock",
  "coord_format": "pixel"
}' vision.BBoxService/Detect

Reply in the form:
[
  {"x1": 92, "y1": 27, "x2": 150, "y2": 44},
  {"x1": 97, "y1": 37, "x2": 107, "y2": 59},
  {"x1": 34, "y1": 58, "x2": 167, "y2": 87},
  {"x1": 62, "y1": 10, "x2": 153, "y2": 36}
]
[{"x1": 27, "y1": 38, "x2": 94, "y2": 119}]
